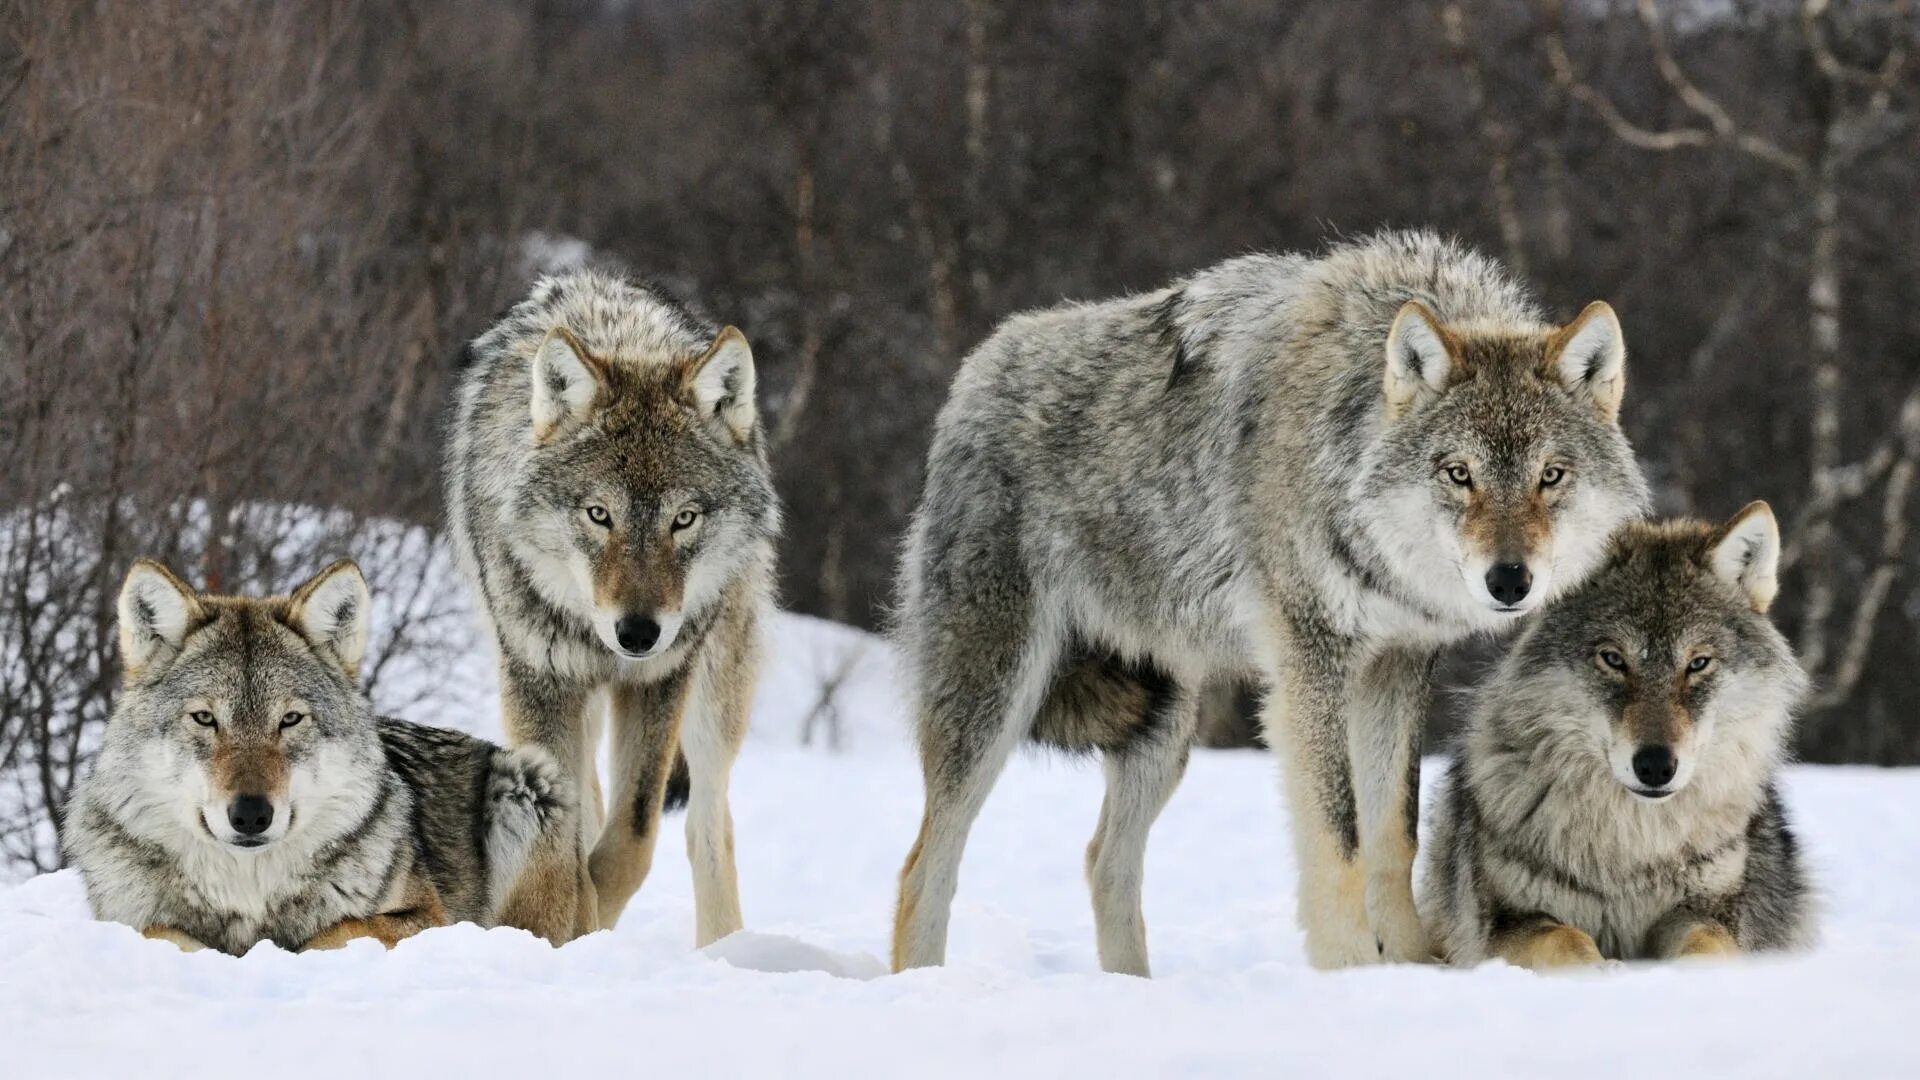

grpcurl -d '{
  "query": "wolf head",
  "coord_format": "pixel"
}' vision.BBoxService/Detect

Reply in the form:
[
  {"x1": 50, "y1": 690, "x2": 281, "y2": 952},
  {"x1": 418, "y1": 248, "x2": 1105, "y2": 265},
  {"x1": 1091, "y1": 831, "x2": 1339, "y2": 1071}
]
[
  {"x1": 1498, "y1": 504, "x2": 1805, "y2": 801},
  {"x1": 508, "y1": 300, "x2": 778, "y2": 660},
  {"x1": 1362, "y1": 300, "x2": 1650, "y2": 626},
  {"x1": 101, "y1": 559, "x2": 384, "y2": 852}
]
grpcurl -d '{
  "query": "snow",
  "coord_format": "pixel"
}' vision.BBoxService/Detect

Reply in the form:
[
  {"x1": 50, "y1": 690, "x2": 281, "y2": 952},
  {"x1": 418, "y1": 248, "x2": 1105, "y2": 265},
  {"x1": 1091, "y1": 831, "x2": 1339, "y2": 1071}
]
[{"x1": 6, "y1": 612, "x2": 1920, "y2": 1077}]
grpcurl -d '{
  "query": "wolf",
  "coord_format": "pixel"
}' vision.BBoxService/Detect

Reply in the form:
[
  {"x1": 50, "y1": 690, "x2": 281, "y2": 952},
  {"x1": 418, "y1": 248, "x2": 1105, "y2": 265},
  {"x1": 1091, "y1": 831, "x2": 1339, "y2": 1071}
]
[
  {"x1": 1420, "y1": 505, "x2": 1814, "y2": 968},
  {"x1": 445, "y1": 270, "x2": 779, "y2": 945},
  {"x1": 62, "y1": 559, "x2": 570, "y2": 956},
  {"x1": 890, "y1": 230, "x2": 1651, "y2": 975}
]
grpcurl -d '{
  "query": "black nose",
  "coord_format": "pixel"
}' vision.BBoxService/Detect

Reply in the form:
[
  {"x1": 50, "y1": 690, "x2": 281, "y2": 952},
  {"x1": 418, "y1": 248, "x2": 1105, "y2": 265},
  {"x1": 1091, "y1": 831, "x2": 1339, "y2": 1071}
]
[
  {"x1": 1632, "y1": 745, "x2": 1678, "y2": 788},
  {"x1": 228, "y1": 794, "x2": 274, "y2": 836},
  {"x1": 1485, "y1": 562, "x2": 1533, "y2": 605},
  {"x1": 614, "y1": 614, "x2": 662, "y2": 654}
]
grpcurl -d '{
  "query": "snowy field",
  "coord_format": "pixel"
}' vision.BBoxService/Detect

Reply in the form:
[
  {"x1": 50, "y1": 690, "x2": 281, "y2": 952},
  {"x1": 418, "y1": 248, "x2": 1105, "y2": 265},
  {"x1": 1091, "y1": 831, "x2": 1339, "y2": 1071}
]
[{"x1": 4, "y1": 611, "x2": 1920, "y2": 1077}]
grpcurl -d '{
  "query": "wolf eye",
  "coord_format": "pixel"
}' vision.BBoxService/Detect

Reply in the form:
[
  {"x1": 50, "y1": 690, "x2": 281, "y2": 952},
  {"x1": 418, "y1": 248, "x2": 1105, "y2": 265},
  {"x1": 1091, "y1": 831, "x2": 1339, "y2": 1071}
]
[
  {"x1": 1687, "y1": 656, "x2": 1714, "y2": 675},
  {"x1": 672, "y1": 509, "x2": 701, "y2": 531},
  {"x1": 586, "y1": 505, "x2": 612, "y2": 528},
  {"x1": 1540, "y1": 465, "x2": 1566, "y2": 487},
  {"x1": 1599, "y1": 649, "x2": 1629, "y2": 673},
  {"x1": 1443, "y1": 463, "x2": 1473, "y2": 487},
  {"x1": 280, "y1": 712, "x2": 306, "y2": 729},
  {"x1": 189, "y1": 710, "x2": 216, "y2": 728}
]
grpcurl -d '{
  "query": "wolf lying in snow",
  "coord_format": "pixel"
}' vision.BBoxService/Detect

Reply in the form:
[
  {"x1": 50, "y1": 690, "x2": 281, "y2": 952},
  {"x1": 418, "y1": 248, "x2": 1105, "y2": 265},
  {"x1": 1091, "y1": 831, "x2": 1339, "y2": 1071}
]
[
  {"x1": 1421, "y1": 506, "x2": 1814, "y2": 968},
  {"x1": 63, "y1": 559, "x2": 570, "y2": 955}
]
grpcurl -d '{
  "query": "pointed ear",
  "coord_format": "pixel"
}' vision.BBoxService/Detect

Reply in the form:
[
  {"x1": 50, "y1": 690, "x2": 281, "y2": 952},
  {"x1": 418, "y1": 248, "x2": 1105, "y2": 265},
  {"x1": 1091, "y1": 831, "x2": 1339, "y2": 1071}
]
[
  {"x1": 1383, "y1": 302, "x2": 1460, "y2": 418},
  {"x1": 531, "y1": 326, "x2": 606, "y2": 443},
  {"x1": 1710, "y1": 501, "x2": 1780, "y2": 613},
  {"x1": 288, "y1": 560, "x2": 371, "y2": 680},
  {"x1": 683, "y1": 326, "x2": 757, "y2": 444},
  {"x1": 1548, "y1": 301, "x2": 1627, "y2": 425},
  {"x1": 118, "y1": 560, "x2": 203, "y2": 679}
]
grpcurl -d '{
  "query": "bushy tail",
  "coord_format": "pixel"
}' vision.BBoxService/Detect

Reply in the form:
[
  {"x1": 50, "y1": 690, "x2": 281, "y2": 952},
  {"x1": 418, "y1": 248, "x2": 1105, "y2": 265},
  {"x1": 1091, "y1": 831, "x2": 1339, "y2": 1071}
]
[{"x1": 483, "y1": 744, "x2": 572, "y2": 910}]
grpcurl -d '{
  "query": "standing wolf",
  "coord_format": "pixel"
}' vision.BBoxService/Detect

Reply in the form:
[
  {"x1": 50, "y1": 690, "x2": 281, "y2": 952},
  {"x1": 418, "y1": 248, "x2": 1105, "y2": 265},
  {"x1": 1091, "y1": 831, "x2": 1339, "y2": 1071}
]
[
  {"x1": 63, "y1": 560, "x2": 569, "y2": 955},
  {"x1": 447, "y1": 271, "x2": 778, "y2": 945},
  {"x1": 892, "y1": 230, "x2": 1650, "y2": 974},
  {"x1": 1420, "y1": 506, "x2": 1813, "y2": 967}
]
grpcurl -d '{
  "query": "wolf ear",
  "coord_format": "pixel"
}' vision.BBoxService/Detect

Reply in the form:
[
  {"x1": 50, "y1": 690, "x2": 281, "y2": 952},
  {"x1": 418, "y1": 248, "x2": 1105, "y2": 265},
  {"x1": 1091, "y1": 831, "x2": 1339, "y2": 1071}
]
[
  {"x1": 1709, "y1": 501, "x2": 1780, "y2": 613},
  {"x1": 118, "y1": 561, "x2": 203, "y2": 679},
  {"x1": 531, "y1": 327, "x2": 605, "y2": 443},
  {"x1": 288, "y1": 560, "x2": 371, "y2": 680},
  {"x1": 1548, "y1": 301, "x2": 1627, "y2": 425},
  {"x1": 1383, "y1": 302, "x2": 1460, "y2": 418},
  {"x1": 684, "y1": 326, "x2": 757, "y2": 445}
]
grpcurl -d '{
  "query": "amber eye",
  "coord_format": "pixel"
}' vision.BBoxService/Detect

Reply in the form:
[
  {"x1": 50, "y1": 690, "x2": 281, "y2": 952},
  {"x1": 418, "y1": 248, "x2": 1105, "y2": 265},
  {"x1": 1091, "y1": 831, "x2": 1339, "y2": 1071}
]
[
  {"x1": 1687, "y1": 656, "x2": 1713, "y2": 675},
  {"x1": 1444, "y1": 463, "x2": 1473, "y2": 487},
  {"x1": 672, "y1": 508, "x2": 701, "y2": 531},
  {"x1": 586, "y1": 505, "x2": 612, "y2": 528},
  {"x1": 1541, "y1": 465, "x2": 1566, "y2": 487},
  {"x1": 281, "y1": 712, "x2": 306, "y2": 729},
  {"x1": 190, "y1": 710, "x2": 216, "y2": 728},
  {"x1": 1599, "y1": 649, "x2": 1629, "y2": 673}
]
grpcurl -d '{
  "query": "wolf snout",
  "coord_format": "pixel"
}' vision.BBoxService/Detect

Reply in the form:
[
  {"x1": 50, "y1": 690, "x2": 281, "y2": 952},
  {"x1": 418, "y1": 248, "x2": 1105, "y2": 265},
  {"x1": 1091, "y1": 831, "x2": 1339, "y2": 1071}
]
[
  {"x1": 1484, "y1": 562, "x2": 1533, "y2": 606},
  {"x1": 1631, "y1": 745, "x2": 1679, "y2": 792},
  {"x1": 614, "y1": 613, "x2": 662, "y2": 655},
  {"x1": 227, "y1": 794, "x2": 275, "y2": 837}
]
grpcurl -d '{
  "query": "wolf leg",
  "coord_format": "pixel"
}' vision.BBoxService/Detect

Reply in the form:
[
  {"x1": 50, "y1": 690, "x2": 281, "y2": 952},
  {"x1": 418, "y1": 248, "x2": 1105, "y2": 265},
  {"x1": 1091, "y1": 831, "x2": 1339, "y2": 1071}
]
[
  {"x1": 496, "y1": 660, "x2": 596, "y2": 944},
  {"x1": 1493, "y1": 917, "x2": 1606, "y2": 971},
  {"x1": 893, "y1": 605, "x2": 1061, "y2": 972},
  {"x1": 1647, "y1": 910, "x2": 1740, "y2": 961},
  {"x1": 680, "y1": 605, "x2": 756, "y2": 947},
  {"x1": 1265, "y1": 616, "x2": 1377, "y2": 969},
  {"x1": 303, "y1": 876, "x2": 451, "y2": 951},
  {"x1": 1086, "y1": 685, "x2": 1195, "y2": 977},
  {"x1": 588, "y1": 673, "x2": 689, "y2": 930},
  {"x1": 141, "y1": 926, "x2": 208, "y2": 952},
  {"x1": 1348, "y1": 646, "x2": 1439, "y2": 963}
]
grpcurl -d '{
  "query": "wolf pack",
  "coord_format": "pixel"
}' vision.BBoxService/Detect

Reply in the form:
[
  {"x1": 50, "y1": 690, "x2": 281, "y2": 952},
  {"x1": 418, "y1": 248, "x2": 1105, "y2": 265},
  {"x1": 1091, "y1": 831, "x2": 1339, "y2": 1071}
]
[{"x1": 64, "y1": 230, "x2": 1814, "y2": 975}]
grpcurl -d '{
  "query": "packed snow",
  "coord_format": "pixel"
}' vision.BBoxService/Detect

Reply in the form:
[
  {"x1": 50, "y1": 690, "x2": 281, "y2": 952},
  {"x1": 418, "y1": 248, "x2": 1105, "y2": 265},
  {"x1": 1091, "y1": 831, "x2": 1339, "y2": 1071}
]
[{"x1": 4, "y1": 606, "x2": 1919, "y2": 1077}]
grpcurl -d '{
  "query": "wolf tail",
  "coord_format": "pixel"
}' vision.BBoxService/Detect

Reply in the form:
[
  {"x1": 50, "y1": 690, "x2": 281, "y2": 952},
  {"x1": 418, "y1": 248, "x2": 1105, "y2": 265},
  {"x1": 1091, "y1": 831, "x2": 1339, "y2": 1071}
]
[{"x1": 483, "y1": 744, "x2": 572, "y2": 909}]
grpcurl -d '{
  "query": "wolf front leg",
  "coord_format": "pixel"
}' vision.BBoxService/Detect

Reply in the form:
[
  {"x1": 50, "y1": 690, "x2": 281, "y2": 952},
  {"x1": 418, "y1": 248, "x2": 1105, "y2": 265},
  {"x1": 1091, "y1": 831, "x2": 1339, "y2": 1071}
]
[
  {"x1": 1347, "y1": 646, "x2": 1439, "y2": 963},
  {"x1": 141, "y1": 925, "x2": 208, "y2": 952},
  {"x1": 1266, "y1": 615, "x2": 1379, "y2": 969},
  {"x1": 1491, "y1": 913, "x2": 1606, "y2": 971},
  {"x1": 497, "y1": 660, "x2": 598, "y2": 944},
  {"x1": 588, "y1": 670, "x2": 690, "y2": 931},
  {"x1": 677, "y1": 601, "x2": 757, "y2": 947},
  {"x1": 1647, "y1": 909, "x2": 1741, "y2": 962},
  {"x1": 302, "y1": 877, "x2": 451, "y2": 951}
]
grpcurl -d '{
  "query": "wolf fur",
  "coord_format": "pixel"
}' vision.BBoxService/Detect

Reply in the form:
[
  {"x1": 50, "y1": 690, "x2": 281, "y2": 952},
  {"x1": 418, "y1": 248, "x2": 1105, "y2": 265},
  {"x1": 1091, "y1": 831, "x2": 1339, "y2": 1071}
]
[
  {"x1": 446, "y1": 270, "x2": 779, "y2": 945},
  {"x1": 891, "y1": 230, "x2": 1650, "y2": 975},
  {"x1": 1420, "y1": 505, "x2": 1814, "y2": 968},
  {"x1": 62, "y1": 560, "x2": 569, "y2": 956}
]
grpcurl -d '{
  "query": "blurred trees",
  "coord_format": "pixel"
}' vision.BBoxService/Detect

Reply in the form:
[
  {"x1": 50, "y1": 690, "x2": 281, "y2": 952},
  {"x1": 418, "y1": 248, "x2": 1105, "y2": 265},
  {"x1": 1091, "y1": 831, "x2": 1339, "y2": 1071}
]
[{"x1": 2, "y1": 0, "x2": 1917, "y2": 859}]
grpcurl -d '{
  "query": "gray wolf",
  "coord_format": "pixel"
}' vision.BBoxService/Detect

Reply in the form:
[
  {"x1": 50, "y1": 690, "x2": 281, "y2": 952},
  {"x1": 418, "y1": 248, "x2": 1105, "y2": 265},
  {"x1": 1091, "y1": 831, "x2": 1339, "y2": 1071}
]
[
  {"x1": 445, "y1": 270, "x2": 779, "y2": 944},
  {"x1": 891, "y1": 230, "x2": 1650, "y2": 974},
  {"x1": 62, "y1": 559, "x2": 569, "y2": 955},
  {"x1": 1420, "y1": 505, "x2": 1814, "y2": 968}
]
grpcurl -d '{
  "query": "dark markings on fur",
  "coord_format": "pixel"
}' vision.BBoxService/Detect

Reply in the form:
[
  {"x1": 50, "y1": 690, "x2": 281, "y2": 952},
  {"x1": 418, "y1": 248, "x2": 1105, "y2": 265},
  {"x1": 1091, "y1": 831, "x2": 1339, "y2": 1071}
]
[{"x1": 1153, "y1": 289, "x2": 1192, "y2": 390}]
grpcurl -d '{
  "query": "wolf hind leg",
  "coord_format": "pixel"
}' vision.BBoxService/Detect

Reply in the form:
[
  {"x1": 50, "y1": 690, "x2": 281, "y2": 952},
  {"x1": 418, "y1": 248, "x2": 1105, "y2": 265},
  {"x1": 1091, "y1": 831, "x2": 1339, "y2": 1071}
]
[
  {"x1": 484, "y1": 744, "x2": 573, "y2": 918},
  {"x1": 893, "y1": 600, "x2": 1062, "y2": 972},
  {"x1": 1085, "y1": 679, "x2": 1195, "y2": 977}
]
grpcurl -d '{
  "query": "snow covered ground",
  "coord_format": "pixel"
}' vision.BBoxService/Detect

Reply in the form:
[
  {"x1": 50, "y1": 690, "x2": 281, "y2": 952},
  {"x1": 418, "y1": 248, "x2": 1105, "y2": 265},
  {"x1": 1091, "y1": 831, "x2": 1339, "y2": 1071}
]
[{"x1": 4, "y1": 612, "x2": 1920, "y2": 1078}]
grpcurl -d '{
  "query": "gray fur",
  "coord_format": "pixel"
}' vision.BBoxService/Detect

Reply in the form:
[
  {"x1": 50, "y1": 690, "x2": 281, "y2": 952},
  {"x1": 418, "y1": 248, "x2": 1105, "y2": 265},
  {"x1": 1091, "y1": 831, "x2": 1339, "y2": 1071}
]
[
  {"x1": 62, "y1": 565, "x2": 570, "y2": 955},
  {"x1": 445, "y1": 270, "x2": 778, "y2": 943},
  {"x1": 1420, "y1": 514, "x2": 1814, "y2": 966},
  {"x1": 891, "y1": 230, "x2": 1650, "y2": 974}
]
